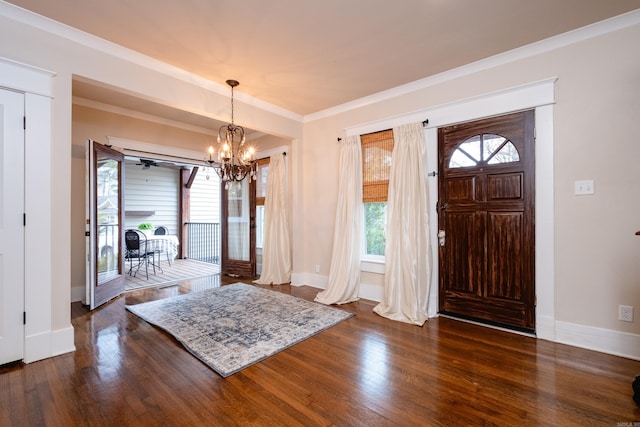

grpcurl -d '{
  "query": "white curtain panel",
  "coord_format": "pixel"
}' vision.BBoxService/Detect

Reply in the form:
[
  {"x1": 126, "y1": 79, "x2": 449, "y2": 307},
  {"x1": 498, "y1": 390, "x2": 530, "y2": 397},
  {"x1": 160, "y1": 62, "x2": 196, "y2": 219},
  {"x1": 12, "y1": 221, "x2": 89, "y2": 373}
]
[
  {"x1": 254, "y1": 154, "x2": 291, "y2": 285},
  {"x1": 373, "y1": 123, "x2": 431, "y2": 325},
  {"x1": 315, "y1": 135, "x2": 363, "y2": 305}
]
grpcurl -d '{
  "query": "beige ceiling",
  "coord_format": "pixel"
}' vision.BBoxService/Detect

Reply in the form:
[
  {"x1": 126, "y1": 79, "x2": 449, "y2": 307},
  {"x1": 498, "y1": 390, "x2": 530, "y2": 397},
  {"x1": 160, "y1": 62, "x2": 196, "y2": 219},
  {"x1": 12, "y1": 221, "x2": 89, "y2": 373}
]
[{"x1": 7, "y1": 0, "x2": 640, "y2": 121}]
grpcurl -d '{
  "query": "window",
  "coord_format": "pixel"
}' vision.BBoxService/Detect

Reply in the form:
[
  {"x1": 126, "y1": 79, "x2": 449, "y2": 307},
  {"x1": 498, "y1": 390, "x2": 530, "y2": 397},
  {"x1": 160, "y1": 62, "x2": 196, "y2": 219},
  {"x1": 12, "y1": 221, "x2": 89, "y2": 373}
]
[
  {"x1": 255, "y1": 158, "x2": 270, "y2": 248},
  {"x1": 364, "y1": 202, "x2": 387, "y2": 256},
  {"x1": 449, "y1": 133, "x2": 519, "y2": 168},
  {"x1": 361, "y1": 129, "x2": 394, "y2": 258}
]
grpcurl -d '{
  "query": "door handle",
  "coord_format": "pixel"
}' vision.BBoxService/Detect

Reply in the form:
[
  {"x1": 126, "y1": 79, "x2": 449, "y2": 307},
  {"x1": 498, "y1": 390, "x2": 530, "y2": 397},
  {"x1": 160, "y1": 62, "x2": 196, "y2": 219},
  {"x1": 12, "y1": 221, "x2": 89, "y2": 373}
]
[
  {"x1": 438, "y1": 230, "x2": 446, "y2": 247},
  {"x1": 438, "y1": 203, "x2": 447, "y2": 211}
]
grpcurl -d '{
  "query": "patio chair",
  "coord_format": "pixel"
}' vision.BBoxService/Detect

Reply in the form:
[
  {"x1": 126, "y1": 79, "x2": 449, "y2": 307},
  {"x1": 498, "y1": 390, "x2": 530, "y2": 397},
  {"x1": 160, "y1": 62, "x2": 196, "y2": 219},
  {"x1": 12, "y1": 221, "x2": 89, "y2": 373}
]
[
  {"x1": 125, "y1": 229, "x2": 157, "y2": 279},
  {"x1": 154, "y1": 226, "x2": 172, "y2": 265},
  {"x1": 154, "y1": 226, "x2": 169, "y2": 235}
]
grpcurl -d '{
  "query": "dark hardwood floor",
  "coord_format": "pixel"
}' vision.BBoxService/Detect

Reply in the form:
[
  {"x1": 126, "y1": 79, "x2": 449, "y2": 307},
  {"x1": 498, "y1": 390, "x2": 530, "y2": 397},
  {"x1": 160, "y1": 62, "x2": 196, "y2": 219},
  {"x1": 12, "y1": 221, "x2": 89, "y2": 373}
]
[{"x1": 2, "y1": 275, "x2": 639, "y2": 426}]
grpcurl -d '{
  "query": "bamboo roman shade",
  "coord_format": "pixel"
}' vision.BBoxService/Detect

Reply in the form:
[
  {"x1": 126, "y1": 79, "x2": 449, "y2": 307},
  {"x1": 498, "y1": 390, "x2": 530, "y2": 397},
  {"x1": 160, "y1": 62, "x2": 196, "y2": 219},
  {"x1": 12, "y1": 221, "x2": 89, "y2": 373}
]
[
  {"x1": 361, "y1": 129, "x2": 394, "y2": 202},
  {"x1": 255, "y1": 158, "x2": 270, "y2": 206}
]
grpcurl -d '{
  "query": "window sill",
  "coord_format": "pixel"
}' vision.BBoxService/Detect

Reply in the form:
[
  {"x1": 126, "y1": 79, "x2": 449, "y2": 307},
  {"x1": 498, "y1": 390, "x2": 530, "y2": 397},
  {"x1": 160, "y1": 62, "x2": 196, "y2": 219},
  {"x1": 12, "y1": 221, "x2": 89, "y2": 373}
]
[{"x1": 361, "y1": 259, "x2": 385, "y2": 274}]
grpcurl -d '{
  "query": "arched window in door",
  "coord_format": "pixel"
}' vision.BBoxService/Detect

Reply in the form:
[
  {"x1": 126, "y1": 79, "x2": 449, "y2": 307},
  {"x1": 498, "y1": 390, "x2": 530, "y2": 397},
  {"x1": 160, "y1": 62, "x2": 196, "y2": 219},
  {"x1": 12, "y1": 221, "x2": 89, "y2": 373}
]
[{"x1": 449, "y1": 133, "x2": 520, "y2": 168}]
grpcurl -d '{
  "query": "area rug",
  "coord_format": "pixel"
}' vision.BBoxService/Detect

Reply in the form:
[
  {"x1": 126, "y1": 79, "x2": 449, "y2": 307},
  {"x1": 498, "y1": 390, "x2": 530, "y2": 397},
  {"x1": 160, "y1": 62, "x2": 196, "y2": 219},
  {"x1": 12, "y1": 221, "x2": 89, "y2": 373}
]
[{"x1": 126, "y1": 283, "x2": 354, "y2": 377}]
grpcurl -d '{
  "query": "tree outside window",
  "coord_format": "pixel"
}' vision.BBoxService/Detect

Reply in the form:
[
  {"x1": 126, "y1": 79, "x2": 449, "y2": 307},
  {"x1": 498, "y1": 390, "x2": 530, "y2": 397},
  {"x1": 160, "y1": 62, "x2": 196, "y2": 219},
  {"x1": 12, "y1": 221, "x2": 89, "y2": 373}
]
[{"x1": 364, "y1": 202, "x2": 387, "y2": 256}]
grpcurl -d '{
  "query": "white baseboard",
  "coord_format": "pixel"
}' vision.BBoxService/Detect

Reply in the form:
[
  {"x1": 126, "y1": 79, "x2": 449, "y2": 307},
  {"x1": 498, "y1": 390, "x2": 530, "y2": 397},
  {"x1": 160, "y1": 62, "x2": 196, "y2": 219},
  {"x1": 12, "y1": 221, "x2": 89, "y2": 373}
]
[
  {"x1": 555, "y1": 321, "x2": 640, "y2": 361},
  {"x1": 290, "y1": 273, "x2": 383, "y2": 302},
  {"x1": 291, "y1": 272, "x2": 326, "y2": 289},
  {"x1": 357, "y1": 281, "x2": 383, "y2": 303},
  {"x1": 71, "y1": 285, "x2": 85, "y2": 303},
  {"x1": 52, "y1": 325, "x2": 76, "y2": 357},
  {"x1": 24, "y1": 325, "x2": 75, "y2": 363},
  {"x1": 24, "y1": 330, "x2": 52, "y2": 363},
  {"x1": 535, "y1": 314, "x2": 556, "y2": 342}
]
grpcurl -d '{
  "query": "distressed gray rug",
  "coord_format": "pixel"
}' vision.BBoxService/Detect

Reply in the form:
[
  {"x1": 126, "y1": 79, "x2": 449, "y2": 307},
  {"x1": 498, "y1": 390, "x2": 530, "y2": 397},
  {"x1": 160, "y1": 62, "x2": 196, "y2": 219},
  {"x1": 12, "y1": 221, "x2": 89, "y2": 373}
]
[{"x1": 126, "y1": 283, "x2": 354, "y2": 377}]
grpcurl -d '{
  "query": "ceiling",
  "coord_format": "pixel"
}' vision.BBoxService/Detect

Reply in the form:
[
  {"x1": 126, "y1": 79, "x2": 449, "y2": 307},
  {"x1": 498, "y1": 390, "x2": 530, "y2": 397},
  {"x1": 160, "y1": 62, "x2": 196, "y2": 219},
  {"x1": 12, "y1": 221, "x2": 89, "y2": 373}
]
[{"x1": 6, "y1": 0, "x2": 640, "y2": 128}]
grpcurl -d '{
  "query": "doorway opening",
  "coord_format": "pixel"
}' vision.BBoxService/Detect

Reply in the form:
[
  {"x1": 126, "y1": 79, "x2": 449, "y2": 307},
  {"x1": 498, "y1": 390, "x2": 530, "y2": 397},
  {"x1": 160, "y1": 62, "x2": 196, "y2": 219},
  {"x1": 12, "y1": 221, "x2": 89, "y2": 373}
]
[{"x1": 122, "y1": 156, "x2": 222, "y2": 291}]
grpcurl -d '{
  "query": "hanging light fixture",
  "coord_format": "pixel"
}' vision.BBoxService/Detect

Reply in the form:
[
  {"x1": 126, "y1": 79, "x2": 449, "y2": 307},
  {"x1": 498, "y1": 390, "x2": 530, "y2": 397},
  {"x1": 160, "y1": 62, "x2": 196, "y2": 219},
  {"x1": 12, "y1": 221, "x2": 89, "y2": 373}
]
[{"x1": 205, "y1": 79, "x2": 256, "y2": 188}]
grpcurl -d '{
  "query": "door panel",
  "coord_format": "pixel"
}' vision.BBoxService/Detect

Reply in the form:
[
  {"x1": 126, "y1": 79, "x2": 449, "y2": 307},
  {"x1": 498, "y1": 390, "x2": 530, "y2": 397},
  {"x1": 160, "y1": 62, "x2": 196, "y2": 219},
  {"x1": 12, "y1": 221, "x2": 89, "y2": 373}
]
[
  {"x1": 486, "y1": 212, "x2": 523, "y2": 300},
  {"x1": 487, "y1": 173, "x2": 522, "y2": 200},
  {"x1": 441, "y1": 211, "x2": 481, "y2": 294},
  {"x1": 0, "y1": 89, "x2": 25, "y2": 364},
  {"x1": 86, "y1": 140, "x2": 125, "y2": 309},
  {"x1": 445, "y1": 176, "x2": 477, "y2": 202},
  {"x1": 438, "y1": 110, "x2": 535, "y2": 331}
]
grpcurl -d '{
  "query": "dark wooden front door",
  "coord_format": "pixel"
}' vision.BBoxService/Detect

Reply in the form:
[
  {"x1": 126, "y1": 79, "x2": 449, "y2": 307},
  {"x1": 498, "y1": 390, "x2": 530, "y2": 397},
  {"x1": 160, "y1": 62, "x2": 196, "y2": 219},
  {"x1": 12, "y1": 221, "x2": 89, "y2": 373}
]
[{"x1": 438, "y1": 110, "x2": 535, "y2": 332}]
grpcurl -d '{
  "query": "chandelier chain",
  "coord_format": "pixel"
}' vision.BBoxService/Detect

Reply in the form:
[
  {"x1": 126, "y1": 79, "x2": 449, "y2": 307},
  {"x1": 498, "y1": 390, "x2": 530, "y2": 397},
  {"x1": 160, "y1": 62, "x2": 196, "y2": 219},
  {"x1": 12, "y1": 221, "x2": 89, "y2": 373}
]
[{"x1": 230, "y1": 84, "x2": 234, "y2": 125}]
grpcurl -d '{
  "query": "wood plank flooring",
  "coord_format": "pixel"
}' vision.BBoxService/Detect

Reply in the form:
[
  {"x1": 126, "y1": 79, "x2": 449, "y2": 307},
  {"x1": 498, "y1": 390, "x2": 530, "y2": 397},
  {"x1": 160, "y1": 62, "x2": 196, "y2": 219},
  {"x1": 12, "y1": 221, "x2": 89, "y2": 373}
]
[
  {"x1": 125, "y1": 258, "x2": 220, "y2": 291},
  {"x1": 2, "y1": 275, "x2": 639, "y2": 426}
]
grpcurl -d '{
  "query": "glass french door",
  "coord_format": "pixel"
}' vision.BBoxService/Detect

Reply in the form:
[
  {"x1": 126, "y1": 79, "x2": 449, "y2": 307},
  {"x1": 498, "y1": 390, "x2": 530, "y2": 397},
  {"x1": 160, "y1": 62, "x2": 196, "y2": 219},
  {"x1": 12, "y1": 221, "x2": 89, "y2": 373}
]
[
  {"x1": 86, "y1": 139, "x2": 125, "y2": 309},
  {"x1": 221, "y1": 178, "x2": 256, "y2": 278}
]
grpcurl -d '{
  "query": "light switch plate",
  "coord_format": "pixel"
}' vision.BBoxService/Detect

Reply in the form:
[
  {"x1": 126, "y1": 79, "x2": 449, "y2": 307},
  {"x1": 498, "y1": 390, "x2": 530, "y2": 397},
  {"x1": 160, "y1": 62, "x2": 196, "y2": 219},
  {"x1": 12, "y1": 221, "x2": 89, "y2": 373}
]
[{"x1": 574, "y1": 180, "x2": 595, "y2": 195}]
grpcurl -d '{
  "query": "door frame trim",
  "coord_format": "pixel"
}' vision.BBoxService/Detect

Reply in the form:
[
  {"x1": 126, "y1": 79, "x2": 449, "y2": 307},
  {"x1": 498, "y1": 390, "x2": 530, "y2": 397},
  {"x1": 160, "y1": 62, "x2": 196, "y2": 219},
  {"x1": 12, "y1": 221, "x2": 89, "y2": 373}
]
[
  {"x1": 346, "y1": 78, "x2": 557, "y2": 341},
  {"x1": 427, "y1": 96, "x2": 555, "y2": 341},
  {"x1": 0, "y1": 57, "x2": 76, "y2": 363}
]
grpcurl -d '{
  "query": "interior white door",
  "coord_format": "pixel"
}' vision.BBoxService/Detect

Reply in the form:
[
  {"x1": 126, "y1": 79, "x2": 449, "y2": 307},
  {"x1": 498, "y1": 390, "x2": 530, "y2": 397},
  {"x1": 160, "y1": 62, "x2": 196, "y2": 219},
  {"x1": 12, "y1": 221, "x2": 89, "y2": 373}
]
[{"x1": 0, "y1": 88, "x2": 25, "y2": 365}]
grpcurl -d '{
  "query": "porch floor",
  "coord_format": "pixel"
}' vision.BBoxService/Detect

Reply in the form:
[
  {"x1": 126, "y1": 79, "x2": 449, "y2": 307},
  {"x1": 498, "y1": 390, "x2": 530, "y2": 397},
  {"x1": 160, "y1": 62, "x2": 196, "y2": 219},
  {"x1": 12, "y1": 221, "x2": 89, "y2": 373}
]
[{"x1": 125, "y1": 258, "x2": 220, "y2": 292}]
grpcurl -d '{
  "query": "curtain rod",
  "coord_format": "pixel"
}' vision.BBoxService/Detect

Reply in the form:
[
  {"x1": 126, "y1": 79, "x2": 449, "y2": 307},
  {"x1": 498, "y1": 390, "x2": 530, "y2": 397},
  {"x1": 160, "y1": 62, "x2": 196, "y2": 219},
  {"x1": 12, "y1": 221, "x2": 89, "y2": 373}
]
[{"x1": 339, "y1": 118, "x2": 429, "y2": 140}]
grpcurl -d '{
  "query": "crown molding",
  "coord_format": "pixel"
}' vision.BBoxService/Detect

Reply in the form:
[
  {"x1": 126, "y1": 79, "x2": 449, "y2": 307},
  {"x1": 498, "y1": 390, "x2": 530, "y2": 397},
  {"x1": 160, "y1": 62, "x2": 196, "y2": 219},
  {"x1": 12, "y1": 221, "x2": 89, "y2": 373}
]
[
  {"x1": 304, "y1": 8, "x2": 640, "y2": 123},
  {"x1": 0, "y1": 0, "x2": 303, "y2": 123}
]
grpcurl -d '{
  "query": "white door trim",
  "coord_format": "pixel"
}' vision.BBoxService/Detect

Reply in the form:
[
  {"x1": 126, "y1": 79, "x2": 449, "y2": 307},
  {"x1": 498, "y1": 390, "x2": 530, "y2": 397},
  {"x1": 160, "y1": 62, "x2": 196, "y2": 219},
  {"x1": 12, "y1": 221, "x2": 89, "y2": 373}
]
[{"x1": 0, "y1": 56, "x2": 74, "y2": 363}]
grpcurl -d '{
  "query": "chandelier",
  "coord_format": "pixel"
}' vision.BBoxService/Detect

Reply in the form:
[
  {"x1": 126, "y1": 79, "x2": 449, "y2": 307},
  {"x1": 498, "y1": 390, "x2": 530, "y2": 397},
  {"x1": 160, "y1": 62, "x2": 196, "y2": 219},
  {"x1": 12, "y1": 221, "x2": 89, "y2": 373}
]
[{"x1": 205, "y1": 79, "x2": 256, "y2": 188}]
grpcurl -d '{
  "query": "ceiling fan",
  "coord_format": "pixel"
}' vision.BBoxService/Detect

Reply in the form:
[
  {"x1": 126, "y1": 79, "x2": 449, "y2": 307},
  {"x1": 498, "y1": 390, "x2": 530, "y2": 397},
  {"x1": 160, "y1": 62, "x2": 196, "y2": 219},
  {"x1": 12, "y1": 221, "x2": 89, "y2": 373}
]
[
  {"x1": 136, "y1": 158, "x2": 157, "y2": 169},
  {"x1": 136, "y1": 158, "x2": 177, "y2": 170}
]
